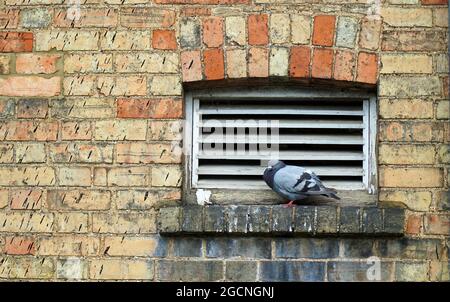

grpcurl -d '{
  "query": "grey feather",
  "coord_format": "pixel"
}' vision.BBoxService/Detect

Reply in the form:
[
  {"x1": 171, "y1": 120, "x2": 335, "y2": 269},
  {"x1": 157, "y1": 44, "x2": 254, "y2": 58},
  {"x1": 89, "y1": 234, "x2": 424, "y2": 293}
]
[{"x1": 263, "y1": 160, "x2": 340, "y2": 202}]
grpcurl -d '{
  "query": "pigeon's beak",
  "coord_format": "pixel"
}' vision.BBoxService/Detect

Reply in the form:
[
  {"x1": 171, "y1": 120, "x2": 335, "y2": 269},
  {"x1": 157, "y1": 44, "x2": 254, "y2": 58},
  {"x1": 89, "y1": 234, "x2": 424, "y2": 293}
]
[{"x1": 268, "y1": 166, "x2": 272, "y2": 169}]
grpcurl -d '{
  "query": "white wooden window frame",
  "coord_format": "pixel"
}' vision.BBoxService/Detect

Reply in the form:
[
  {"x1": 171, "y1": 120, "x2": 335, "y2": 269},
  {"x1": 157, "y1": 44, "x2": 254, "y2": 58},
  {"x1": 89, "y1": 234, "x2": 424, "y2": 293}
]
[{"x1": 184, "y1": 86, "x2": 378, "y2": 197}]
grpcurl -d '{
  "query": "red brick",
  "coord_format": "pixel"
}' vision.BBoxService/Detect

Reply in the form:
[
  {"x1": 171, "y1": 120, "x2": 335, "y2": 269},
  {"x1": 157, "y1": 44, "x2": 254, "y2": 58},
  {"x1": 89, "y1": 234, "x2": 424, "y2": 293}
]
[
  {"x1": 0, "y1": 76, "x2": 60, "y2": 97},
  {"x1": 203, "y1": 17, "x2": 224, "y2": 48},
  {"x1": 17, "y1": 100, "x2": 48, "y2": 119},
  {"x1": 0, "y1": 121, "x2": 58, "y2": 141},
  {"x1": 312, "y1": 48, "x2": 333, "y2": 79},
  {"x1": 149, "y1": 98, "x2": 183, "y2": 118},
  {"x1": 289, "y1": 46, "x2": 311, "y2": 78},
  {"x1": 117, "y1": 99, "x2": 151, "y2": 118},
  {"x1": 181, "y1": 7, "x2": 211, "y2": 16},
  {"x1": 312, "y1": 15, "x2": 336, "y2": 47},
  {"x1": 152, "y1": 30, "x2": 177, "y2": 50},
  {"x1": 181, "y1": 50, "x2": 202, "y2": 82},
  {"x1": 333, "y1": 50, "x2": 355, "y2": 82},
  {"x1": 10, "y1": 189, "x2": 43, "y2": 210},
  {"x1": 356, "y1": 52, "x2": 378, "y2": 84},
  {"x1": 117, "y1": 98, "x2": 182, "y2": 119},
  {"x1": 248, "y1": 14, "x2": 269, "y2": 46},
  {"x1": 0, "y1": 32, "x2": 33, "y2": 52},
  {"x1": 204, "y1": 48, "x2": 224, "y2": 80},
  {"x1": 16, "y1": 54, "x2": 60, "y2": 74},
  {"x1": 421, "y1": 0, "x2": 447, "y2": 4},
  {"x1": 5, "y1": 236, "x2": 35, "y2": 255},
  {"x1": 406, "y1": 214, "x2": 422, "y2": 235},
  {"x1": 248, "y1": 47, "x2": 268, "y2": 78}
]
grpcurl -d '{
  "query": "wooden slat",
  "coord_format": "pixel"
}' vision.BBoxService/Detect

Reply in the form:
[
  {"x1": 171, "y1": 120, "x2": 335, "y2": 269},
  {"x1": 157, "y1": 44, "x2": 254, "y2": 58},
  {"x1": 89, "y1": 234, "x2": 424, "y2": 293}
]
[
  {"x1": 200, "y1": 105, "x2": 363, "y2": 116},
  {"x1": 197, "y1": 150, "x2": 364, "y2": 160},
  {"x1": 200, "y1": 134, "x2": 363, "y2": 145},
  {"x1": 197, "y1": 179, "x2": 365, "y2": 190},
  {"x1": 197, "y1": 165, "x2": 364, "y2": 176},
  {"x1": 199, "y1": 119, "x2": 364, "y2": 129}
]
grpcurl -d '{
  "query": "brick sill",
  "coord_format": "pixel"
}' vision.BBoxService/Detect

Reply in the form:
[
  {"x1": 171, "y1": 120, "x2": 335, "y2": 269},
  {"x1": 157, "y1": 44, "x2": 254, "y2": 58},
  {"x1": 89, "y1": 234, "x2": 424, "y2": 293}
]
[{"x1": 157, "y1": 205, "x2": 405, "y2": 237}]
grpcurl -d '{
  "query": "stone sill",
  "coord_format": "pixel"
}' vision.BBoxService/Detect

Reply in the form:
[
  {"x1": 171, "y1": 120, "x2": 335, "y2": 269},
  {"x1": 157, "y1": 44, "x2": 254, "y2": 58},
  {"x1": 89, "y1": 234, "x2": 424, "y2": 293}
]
[{"x1": 157, "y1": 205, "x2": 405, "y2": 237}]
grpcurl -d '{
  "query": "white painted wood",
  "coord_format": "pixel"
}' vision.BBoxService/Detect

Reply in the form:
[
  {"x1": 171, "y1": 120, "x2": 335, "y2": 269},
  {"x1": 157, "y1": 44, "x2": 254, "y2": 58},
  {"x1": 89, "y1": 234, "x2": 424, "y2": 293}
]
[
  {"x1": 368, "y1": 95, "x2": 378, "y2": 194},
  {"x1": 199, "y1": 105, "x2": 364, "y2": 116},
  {"x1": 362, "y1": 99, "x2": 369, "y2": 192},
  {"x1": 197, "y1": 150, "x2": 365, "y2": 161},
  {"x1": 198, "y1": 165, "x2": 364, "y2": 176},
  {"x1": 199, "y1": 119, "x2": 364, "y2": 129},
  {"x1": 191, "y1": 98, "x2": 200, "y2": 187},
  {"x1": 200, "y1": 134, "x2": 363, "y2": 145}
]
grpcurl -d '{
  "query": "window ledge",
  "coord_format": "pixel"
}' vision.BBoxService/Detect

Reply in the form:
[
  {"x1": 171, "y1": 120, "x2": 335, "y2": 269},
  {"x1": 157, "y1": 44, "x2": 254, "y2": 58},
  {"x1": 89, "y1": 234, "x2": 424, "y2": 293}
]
[{"x1": 157, "y1": 205, "x2": 405, "y2": 237}]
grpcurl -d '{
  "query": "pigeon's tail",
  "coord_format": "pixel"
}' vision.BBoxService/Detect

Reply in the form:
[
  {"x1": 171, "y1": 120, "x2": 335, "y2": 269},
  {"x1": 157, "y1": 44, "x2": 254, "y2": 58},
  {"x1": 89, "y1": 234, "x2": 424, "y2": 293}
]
[
  {"x1": 326, "y1": 192, "x2": 340, "y2": 200},
  {"x1": 324, "y1": 187, "x2": 340, "y2": 200}
]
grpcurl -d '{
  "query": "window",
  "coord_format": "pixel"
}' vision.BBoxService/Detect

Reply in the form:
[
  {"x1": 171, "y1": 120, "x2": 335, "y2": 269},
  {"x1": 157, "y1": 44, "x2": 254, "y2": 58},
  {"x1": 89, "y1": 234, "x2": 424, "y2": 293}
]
[{"x1": 184, "y1": 86, "x2": 377, "y2": 203}]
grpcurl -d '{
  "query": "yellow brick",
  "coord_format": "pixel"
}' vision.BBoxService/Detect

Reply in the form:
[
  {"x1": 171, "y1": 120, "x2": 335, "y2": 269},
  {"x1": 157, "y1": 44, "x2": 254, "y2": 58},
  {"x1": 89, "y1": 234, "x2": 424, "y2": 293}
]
[
  {"x1": 381, "y1": 54, "x2": 432, "y2": 74},
  {"x1": 38, "y1": 236, "x2": 100, "y2": 256},
  {"x1": 434, "y1": 8, "x2": 448, "y2": 28},
  {"x1": 3, "y1": 256, "x2": 55, "y2": 279},
  {"x1": 51, "y1": 98, "x2": 116, "y2": 119},
  {"x1": 379, "y1": 190, "x2": 432, "y2": 212},
  {"x1": 107, "y1": 167, "x2": 151, "y2": 187},
  {"x1": 151, "y1": 165, "x2": 182, "y2": 187},
  {"x1": 89, "y1": 259, "x2": 154, "y2": 280},
  {"x1": 94, "y1": 120, "x2": 147, "y2": 141},
  {"x1": 58, "y1": 167, "x2": 92, "y2": 187},
  {"x1": 63, "y1": 75, "x2": 97, "y2": 96},
  {"x1": 115, "y1": 189, "x2": 180, "y2": 210},
  {"x1": 148, "y1": 120, "x2": 183, "y2": 141},
  {"x1": 97, "y1": 75, "x2": 147, "y2": 96},
  {"x1": 15, "y1": 143, "x2": 46, "y2": 163},
  {"x1": 0, "y1": 189, "x2": 7, "y2": 209},
  {"x1": 103, "y1": 236, "x2": 160, "y2": 256},
  {"x1": 36, "y1": 31, "x2": 99, "y2": 51},
  {"x1": 0, "y1": 212, "x2": 54, "y2": 232},
  {"x1": 100, "y1": 31, "x2": 151, "y2": 50},
  {"x1": 116, "y1": 143, "x2": 181, "y2": 164},
  {"x1": 379, "y1": 99, "x2": 433, "y2": 119},
  {"x1": 0, "y1": 143, "x2": 14, "y2": 163},
  {"x1": 382, "y1": 8, "x2": 432, "y2": 27},
  {"x1": 380, "y1": 167, "x2": 443, "y2": 188},
  {"x1": 64, "y1": 53, "x2": 113, "y2": 73},
  {"x1": 0, "y1": 167, "x2": 55, "y2": 186},
  {"x1": 379, "y1": 144, "x2": 435, "y2": 164},
  {"x1": 47, "y1": 190, "x2": 110, "y2": 210},
  {"x1": 55, "y1": 213, "x2": 89, "y2": 233},
  {"x1": 149, "y1": 75, "x2": 182, "y2": 96},
  {"x1": 436, "y1": 101, "x2": 449, "y2": 120},
  {"x1": 92, "y1": 212, "x2": 156, "y2": 234},
  {"x1": 114, "y1": 52, "x2": 178, "y2": 73}
]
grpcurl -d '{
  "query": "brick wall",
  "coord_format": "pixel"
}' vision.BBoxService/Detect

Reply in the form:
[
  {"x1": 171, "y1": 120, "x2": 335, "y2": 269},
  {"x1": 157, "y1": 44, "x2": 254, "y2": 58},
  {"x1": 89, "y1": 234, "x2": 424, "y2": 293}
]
[{"x1": 0, "y1": 0, "x2": 448, "y2": 281}]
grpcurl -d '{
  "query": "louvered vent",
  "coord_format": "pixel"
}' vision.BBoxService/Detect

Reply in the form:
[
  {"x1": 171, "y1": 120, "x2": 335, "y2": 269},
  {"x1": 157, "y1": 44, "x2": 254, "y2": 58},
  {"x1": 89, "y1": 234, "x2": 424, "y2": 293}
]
[{"x1": 186, "y1": 88, "x2": 377, "y2": 193}]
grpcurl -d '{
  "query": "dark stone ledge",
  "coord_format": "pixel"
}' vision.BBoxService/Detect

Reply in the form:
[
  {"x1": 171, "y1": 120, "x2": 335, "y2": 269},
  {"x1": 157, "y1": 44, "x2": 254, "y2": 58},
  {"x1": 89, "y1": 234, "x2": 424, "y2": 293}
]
[{"x1": 157, "y1": 205, "x2": 405, "y2": 237}]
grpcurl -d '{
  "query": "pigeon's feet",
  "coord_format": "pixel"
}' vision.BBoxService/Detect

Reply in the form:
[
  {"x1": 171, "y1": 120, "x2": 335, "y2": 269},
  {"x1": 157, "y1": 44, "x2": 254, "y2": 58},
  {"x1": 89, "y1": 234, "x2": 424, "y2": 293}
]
[{"x1": 283, "y1": 200, "x2": 295, "y2": 208}]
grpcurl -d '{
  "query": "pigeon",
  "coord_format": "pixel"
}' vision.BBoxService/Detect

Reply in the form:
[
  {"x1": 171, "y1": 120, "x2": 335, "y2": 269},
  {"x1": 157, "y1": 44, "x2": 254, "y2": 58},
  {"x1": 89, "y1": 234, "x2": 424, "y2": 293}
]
[{"x1": 263, "y1": 160, "x2": 340, "y2": 206}]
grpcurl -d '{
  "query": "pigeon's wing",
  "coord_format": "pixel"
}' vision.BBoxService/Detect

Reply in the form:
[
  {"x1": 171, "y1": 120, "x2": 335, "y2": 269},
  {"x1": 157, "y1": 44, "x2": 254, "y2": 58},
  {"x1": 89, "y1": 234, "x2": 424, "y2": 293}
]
[
  {"x1": 273, "y1": 165, "x2": 309, "y2": 194},
  {"x1": 275, "y1": 166, "x2": 337, "y2": 196}
]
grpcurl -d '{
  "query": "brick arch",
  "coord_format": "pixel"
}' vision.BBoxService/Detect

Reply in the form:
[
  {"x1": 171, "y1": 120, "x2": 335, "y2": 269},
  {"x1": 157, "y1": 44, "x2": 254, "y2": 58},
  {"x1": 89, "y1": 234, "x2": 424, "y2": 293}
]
[{"x1": 180, "y1": 13, "x2": 380, "y2": 85}]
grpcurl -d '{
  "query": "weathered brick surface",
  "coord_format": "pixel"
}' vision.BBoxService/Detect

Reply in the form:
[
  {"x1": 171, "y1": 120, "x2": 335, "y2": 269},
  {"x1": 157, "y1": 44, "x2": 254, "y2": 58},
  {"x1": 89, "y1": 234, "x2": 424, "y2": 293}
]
[{"x1": 0, "y1": 0, "x2": 448, "y2": 283}]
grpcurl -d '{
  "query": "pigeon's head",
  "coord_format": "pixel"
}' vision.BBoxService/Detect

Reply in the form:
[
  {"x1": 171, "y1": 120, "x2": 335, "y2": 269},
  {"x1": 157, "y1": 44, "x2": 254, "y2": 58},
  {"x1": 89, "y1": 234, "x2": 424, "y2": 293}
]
[
  {"x1": 263, "y1": 160, "x2": 285, "y2": 189},
  {"x1": 267, "y1": 160, "x2": 284, "y2": 170}
]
